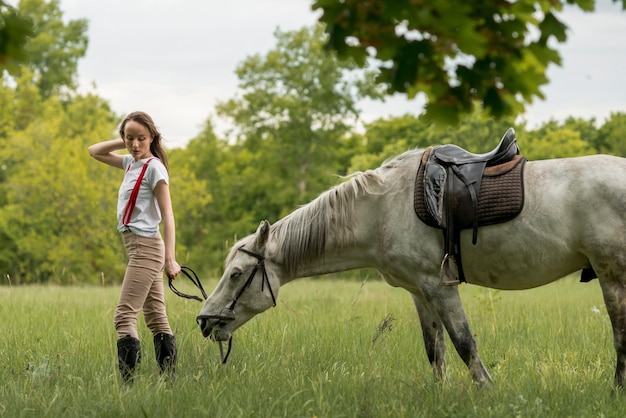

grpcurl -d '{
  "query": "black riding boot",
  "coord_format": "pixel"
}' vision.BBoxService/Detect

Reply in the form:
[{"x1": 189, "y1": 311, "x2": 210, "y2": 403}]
[
  {"x1": 154, "y1": 333, "x2": 177, "y2": 376},
  {"x1": 117, "y1": 335, "x2": 141, "y2": 382}
]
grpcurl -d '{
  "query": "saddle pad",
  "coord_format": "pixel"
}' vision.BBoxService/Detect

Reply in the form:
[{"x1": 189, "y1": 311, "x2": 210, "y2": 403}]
[{"x1": 414, "y1": 148, "x2": 527, "y2": 229}]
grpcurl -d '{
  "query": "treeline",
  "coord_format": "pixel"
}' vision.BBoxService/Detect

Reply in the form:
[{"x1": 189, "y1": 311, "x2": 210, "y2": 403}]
[{"x1": 1, "y1": 2, "x2": 624, "y2": 284}]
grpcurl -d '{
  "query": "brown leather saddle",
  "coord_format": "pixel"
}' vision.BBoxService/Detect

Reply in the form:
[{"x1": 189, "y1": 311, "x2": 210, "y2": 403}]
[{"x1": 414, "y1": 128, "x2": 527, "y2": 285}]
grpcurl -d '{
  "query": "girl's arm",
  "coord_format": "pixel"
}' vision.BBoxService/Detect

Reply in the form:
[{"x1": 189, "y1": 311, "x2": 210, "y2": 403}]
[
  {"x1": 88, "y1": 139, "x2": 126, "y2": 169},
  {"x1": 155, "y1": 180, "x2": 181, "y2": 279}
]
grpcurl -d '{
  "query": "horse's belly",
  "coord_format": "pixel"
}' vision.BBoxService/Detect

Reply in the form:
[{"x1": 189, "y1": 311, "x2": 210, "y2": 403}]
[{"x1": 460, "y1": 226, "x2": 589, "y2": 290}]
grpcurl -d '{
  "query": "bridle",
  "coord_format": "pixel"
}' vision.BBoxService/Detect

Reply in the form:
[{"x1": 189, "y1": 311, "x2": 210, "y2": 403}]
[
  {"x1": 171, "y1": 247, "x2": 276, "y2": 364},
  {"x1": 229, "y1": 247, "x2": 277, "y2": 311}
]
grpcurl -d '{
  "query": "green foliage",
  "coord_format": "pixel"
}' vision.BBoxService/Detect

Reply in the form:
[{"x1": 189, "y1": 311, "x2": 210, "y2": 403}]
[
  {"x1": 522, "y1": 115, "x2": 623, "y2": 159},
  {"x1": 0, "y1": 90, "x2": 123, "y2": 283},
  {"x1": 0, "y1": 0, "x2": 34, "y2": 76},
  {"x1": 8, "y1": 0, "x2": 88, "y2": 98},
  {"x1": 313, "y1": 0, "x2": 626, "y2": 125},
  {"x1": 214, "y1": 25, "x2": 385, "y2": 215},
  {"x1": 597, "y1": 112, "x2": 626, "y2": 157},
  {"x1": 220, "y1": 27, "x2": 381, "y2": 168},
  {"x1": 524, "y1": 127, "x2": 596, "y2": 160},
  {"x1": 363, "y1": 114, "x2": 428, "y2": 153},
  {"x1": 168, "y1": 125, "x2": 215, "y2": 270},
  {"x1": 539, "y1": 116, "x2": 600, "y2": 151},
  {"x1": 349, "y1": 106, "x2": 518, "y2": 172}
]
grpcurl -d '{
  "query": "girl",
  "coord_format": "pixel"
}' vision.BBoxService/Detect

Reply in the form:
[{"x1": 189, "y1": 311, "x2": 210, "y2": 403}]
[{"x1": 88, "y1": 111, "x2": 181, "y2": 381}]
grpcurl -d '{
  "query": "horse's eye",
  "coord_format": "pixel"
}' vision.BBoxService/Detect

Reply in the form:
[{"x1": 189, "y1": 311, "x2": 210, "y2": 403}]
[{"x1": 230, "y1": 270, "x2": 242, "y2": 280}]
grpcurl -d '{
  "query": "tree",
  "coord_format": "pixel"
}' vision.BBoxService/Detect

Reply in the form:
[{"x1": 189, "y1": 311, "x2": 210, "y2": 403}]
[
  {"x1": 597, "y1": 112, "x2": 626, "y2": 156},
  {"x1": 349, "y1": 106, "x2": 518, "y2": 172},
  {"x1": 362, "y1": 113, "x2": 427, "y2": 154},
  {"x1": 523, "y1": 126, "x2": 595, "y2": 160},
  {"x1": 521, "y1": 115, "x2": 626, "y2": 157},
  {"x1": 421, "y1": 105, "x2": 518, "y2": 151},
  {"x1": 12, "y1": 0, "x2": 88, "y2": 98},
  {"x1": 347, "y1": 114, "x2": 424, "y2": 171},
  {"x1": 313, "y1": 0, "x2": 626, "y2": 125},
  {"x1": 0, "y1": 90, "x2": 122, "y2": 283},
  {"x1": 0, "y1": 0, "x2": 34, "y2": 76},
  {"x1": 216, "y1": 24, "x2": 383, "y2": 210},
  {"x1": 558, "y1": 117, "x2": 600, "y2": 152},
  {"x1": 167, "y1": 121, "x2": 217, "y2": 272}
]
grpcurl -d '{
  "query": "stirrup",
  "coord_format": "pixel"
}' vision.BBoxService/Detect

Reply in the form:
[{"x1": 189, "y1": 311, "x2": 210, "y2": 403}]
[{"x1": 440, "y1": 254, "x2": 461, "y2": 286}]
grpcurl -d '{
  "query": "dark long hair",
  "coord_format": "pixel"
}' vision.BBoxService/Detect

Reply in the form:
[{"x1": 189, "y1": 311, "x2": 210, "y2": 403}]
[{"x1": 119, "y1": 111, "x2": 169, "y2": 172}]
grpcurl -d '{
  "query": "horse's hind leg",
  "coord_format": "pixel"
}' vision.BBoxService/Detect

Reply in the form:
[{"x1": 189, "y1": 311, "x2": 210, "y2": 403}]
[
  {"x1": 410, "y1": 292, "x2": 446, "y2": 380},
  {"x1": 598, "y1": 277, "x2": 626, "y2": 388}
]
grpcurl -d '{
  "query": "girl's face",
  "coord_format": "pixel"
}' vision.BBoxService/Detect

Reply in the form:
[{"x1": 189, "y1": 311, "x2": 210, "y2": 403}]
[{"x1": 123, "y1": 120, "x2": 153, "y2": 161}]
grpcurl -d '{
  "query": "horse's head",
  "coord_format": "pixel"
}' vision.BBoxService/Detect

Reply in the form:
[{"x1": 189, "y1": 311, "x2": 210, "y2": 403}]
[{"x1": 197, "y1": 220, "x2": 279, "y2": 342}]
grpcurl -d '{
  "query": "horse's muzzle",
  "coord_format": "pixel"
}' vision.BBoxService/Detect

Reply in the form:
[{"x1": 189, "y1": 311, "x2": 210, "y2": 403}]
[{"x1": 196, "y1": 308, "x2": 235, "y2": 339}]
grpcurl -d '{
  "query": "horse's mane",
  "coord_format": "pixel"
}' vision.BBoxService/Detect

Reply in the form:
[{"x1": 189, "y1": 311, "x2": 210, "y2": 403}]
[
  {"x1": 225, "y1": 149, "x2": 422, "y2": 276},
  {"x1": 269, "y1": 169, "x2": 381, "y2": 276},
  {"x1": 272, "y1": 149, "x2": 421, "y2": 276}
]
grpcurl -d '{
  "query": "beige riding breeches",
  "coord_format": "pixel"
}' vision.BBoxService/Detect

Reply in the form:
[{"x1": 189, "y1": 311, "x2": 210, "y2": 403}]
[{"x1": 114, "y1": 231, "x2": 172, "y2": 339}]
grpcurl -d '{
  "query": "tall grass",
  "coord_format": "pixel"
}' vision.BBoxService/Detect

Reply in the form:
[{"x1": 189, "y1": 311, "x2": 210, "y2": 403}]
[{"x1": 1, "y1": 275, "x2": 625, "y2": 417}]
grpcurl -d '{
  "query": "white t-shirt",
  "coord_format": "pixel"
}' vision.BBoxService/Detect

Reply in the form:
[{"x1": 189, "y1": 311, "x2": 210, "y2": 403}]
[{"x1": 117, "y1": 155, "x2": 169, "y2": 237}]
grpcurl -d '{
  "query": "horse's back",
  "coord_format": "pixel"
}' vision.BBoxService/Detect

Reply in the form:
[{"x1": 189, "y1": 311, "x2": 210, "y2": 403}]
[
  {"x1": 524, "y1": 154, "x2": 626, "y2": 217},
  {"x1": 527, "y1": 154, "x2": 626, "y2": 182}
]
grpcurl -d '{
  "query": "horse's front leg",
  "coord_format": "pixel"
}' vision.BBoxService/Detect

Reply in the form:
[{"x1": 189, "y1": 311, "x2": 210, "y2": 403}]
[
  {"x1": 425, "y1": 284, "x2": 493, "y2": 386},
  {"x1": 410, "y1": 292, "x2": 446, "y2": 380},
  {"x1": 599, "y1": 278, "x2": 626, "y2": 389}
]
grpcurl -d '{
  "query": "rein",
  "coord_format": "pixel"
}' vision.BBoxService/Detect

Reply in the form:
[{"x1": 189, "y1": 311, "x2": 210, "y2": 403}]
[
  {"x1": 169, "y1": 248, "x2": 276, "y2": 364},
  {"x1": 168, "y1": 266, "x2": 207, "y2": 302},
  {"x1": 168, "y1": 265, "x2": 233, "y2": 363}
]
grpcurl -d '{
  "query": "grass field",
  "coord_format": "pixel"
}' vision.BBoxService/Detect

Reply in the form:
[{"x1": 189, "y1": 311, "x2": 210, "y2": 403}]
[{"x1": 1, "y1": 275, "x2": 625, "y2": 417}]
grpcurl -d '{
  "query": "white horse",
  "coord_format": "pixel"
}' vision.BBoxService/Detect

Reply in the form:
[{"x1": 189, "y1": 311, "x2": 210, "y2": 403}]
[{"x1": 197, "y1": 148, "x2": 626, "y2": 388}]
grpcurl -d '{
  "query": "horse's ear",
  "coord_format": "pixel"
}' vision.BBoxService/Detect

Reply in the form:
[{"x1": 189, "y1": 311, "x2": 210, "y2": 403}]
[{"x1": 254, "y1": 220, "x2": 270, "y2": 249}]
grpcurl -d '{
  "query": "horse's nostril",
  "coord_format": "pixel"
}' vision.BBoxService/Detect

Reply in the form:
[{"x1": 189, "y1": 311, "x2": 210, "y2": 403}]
[
  {"x1": 196, "y1": 317, "x2": 212, "y2": 338},
  {"x1": 196, "y1": 316, "x2": 213, "y2": 332},
  {"x1": 196, "y1": 311, "x2": 237, "y2": 339}
]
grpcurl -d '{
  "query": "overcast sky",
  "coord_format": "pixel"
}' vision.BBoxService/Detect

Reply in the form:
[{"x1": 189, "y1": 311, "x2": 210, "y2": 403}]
[{"x1": 56, "y1": 0, "x2": 626, "y2": 148}]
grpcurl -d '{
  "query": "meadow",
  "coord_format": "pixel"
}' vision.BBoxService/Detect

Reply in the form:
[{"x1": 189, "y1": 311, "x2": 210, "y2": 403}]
[{"x1": 1, "y1": 274, "x2": 625, "y2": 417}]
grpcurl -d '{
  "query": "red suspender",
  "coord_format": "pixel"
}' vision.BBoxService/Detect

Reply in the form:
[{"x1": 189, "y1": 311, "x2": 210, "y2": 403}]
[{"x1": 122, "y1": 158, "x2": 154, "y2": 226}]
